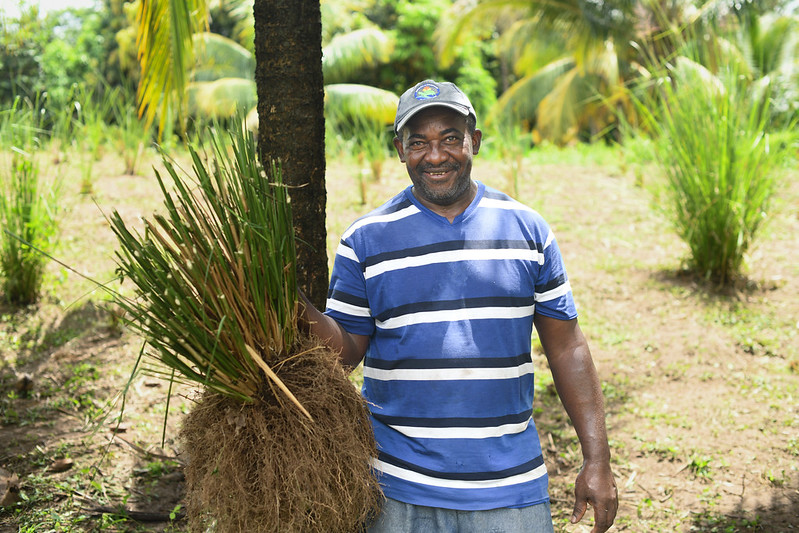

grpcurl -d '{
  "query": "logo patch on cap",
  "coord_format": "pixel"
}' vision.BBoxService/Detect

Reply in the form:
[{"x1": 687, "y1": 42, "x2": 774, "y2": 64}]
[{"x1": 414, "y1": 83, "x2": 440, "y2": 100}]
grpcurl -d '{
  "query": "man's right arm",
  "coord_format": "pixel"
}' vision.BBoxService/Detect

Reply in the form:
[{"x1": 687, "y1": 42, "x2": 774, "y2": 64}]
[{"x1": 298, "y1": 292, "x2": 369, "y2": 368}]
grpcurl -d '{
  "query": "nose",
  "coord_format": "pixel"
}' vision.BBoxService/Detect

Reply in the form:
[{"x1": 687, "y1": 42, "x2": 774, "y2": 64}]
[{"x1": 425, "y1": 141, "x2": 448, "y2": 165}]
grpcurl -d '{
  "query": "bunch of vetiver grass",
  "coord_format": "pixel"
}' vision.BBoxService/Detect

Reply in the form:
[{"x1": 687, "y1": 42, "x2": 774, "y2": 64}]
[
  {"x1": 632, "y1": 54, "x2": 792, "y2": 285},
  {"x1": 0, "y1": 97, "x2": 60, "y2": 305},
  {"x1": 110, "y1": 125, "x2": 379, "y2": 532}
]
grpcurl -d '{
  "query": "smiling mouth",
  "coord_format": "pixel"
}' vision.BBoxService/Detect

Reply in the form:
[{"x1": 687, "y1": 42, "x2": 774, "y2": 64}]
[{"x1": 422, "y1": 167, "x2": 456, "y2": 179}]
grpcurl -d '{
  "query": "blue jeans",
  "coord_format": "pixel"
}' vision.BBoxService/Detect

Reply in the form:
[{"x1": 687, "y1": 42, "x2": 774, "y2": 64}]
[{"x1": 366, "y1": 497, "x2": 555, "y2": 533}]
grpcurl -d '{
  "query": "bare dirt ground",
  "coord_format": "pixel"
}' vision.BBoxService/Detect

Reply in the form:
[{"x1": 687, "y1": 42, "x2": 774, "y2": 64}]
[{"x1": 1, "y1": 147, "x2": 797, "y2": 532}]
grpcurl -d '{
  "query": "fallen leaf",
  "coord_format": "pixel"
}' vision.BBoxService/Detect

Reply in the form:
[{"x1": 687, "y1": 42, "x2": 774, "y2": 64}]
[
  {"x1": 0, "y1": 468, "x2": 20, "y2": 507},
  {"x1": 48, "y1": 458, "x2": 74, "y2": 473}
]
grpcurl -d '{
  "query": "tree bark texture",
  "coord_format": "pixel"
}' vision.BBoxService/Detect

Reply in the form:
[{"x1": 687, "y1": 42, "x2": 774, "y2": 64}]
[{"x1": 253, "y1": 0, "x2": 329, "y2": 310}]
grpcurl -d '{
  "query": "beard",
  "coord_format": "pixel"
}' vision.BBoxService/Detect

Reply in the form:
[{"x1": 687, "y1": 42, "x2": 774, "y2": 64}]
[{"x1": 410, "y1": 162, "x2": 473, "y2": 207}]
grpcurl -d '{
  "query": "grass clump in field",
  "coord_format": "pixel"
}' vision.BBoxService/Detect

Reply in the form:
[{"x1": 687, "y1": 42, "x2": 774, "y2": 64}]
[
  {"x1": 631, "y1": 40, "x2": 795, "y2": 286},
  {"x1": 0, "y1": 97, "x2": 60, "y2": 305}
]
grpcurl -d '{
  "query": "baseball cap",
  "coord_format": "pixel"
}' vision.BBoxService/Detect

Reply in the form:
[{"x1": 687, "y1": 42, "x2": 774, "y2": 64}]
[{"x1": 394, "y1": 80, "x2": 476, "y2": 136}]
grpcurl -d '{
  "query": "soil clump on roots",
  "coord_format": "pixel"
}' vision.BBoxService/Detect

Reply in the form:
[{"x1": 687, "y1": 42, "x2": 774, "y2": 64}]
[{"x1": 180, "y1": 337, "x2": 381, "y2": 533}]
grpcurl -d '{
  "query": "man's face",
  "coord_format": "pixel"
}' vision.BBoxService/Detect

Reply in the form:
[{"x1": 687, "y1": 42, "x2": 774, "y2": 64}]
[{"x1": 393, "y1": 107, "x2": 482, "y2": 212}]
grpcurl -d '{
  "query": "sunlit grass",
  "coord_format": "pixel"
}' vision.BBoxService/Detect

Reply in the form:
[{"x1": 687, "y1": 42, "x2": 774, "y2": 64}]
[
  {"x1": 0, "y1": 97, "x2": 60, "y2": 305},
  {"x1": 632, "y1": 54, "x2": 795, "y2": 285}
]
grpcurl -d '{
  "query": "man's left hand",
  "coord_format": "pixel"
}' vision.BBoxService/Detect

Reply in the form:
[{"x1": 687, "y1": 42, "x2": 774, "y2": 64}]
[{"x1": 570, "y1": 459, "x2": 618, "y2": 532}]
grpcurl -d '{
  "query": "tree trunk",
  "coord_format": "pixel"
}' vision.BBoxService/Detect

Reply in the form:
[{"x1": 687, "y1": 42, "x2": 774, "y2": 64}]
[{"x1": 253, "y1": 0, "x2": 329, "y2": 310}]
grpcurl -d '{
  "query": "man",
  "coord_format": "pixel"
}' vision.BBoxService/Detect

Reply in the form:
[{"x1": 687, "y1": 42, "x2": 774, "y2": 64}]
[{"x1": 302, "y1": 80, "x2": 617, "y2": 532}]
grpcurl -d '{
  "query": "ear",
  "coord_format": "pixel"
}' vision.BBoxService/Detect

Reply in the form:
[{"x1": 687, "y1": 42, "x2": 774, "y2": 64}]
[
  {"x1": 393, "y1": 136, "x2": 407, "y2": 163},
  {"x1": 471, "y1": 129, "x2": 483, "y2": 155}
]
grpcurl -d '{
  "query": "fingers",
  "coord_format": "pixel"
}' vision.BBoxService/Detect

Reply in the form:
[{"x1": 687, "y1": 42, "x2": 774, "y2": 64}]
[
  {"x1": 572, "y1": 499, "x2": 615, "y2": 533},
  {"x1": 572, "y1": 462, "x2": 619, "y2": 532},
  {"x1": 571, "y1": 498, "x2": 587, "y2": 524},
  {"x1": 587, "y1": 483, "x2": 618, "y2": 533},
  {"x1": 590, "y1": 500, "x2": 617, "y2": 533}
]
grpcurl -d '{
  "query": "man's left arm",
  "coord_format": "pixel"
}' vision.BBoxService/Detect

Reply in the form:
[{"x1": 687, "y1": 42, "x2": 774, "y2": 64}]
[{"x1": 533, "y1": 313, "x2": 618, "y2": 533}]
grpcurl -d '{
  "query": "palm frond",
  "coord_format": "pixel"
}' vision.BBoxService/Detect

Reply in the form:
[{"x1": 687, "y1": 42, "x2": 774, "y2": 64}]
[
  {"x1": 496, "y1": 16, "x2": 566, "y2": 76},
  {"x1": 221, "y1": 0, "x2": 252, "y2": 20},
  {"x1": 186, "y1": 78, "x2": 257, "y2": 120},
  {"x1": 752, "y1": 15, "x2": 798, "y2": 76},
  {"x1": 535, "y1": 68, "x2": 581, "y2": 144},
  {"x1": 585, "y1": 40, "x2": 620, "y2": 88},
  {"x1": 671, "y1": 56, "x2": 726, "y2": 97},
  {"x1": 435, "y1": 0, "x2": 527, "y2": 68},
  {"x1": 322, "y1": 27, "x2": 394, "y2": 84},
  {"x1": 192, "y1": 32, "x2": 255, "y2": 82},
  {"x1": 135, "y1": 0, "x2": 208, "y2": 133},
  {"x1": 487, "y1": 57, "x2": 575, "y2": 127},
  {"x1": 324, "y1": 84, "x2": 399, "y2": 125}
]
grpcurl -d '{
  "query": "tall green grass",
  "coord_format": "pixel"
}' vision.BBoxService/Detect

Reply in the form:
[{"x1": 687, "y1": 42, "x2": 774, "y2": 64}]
[
  {"x1": 110, "y1": 86, "x2": 152, "y2": 175},
  {"x1": 72, "y1": 86, "x2": 115, "y2": 193},
  {"x1": 0, "y1": 97, "x2": 60, "y2": 305},
  {"x1": 326, "y1": 108, "x2": 392, "y2": 205},
  {"x1": 632, "y1": 55, "x2": 794, "y2": 285},
  {"x1": 484, "y1": 123, "x2": 530, "y2": 198}
]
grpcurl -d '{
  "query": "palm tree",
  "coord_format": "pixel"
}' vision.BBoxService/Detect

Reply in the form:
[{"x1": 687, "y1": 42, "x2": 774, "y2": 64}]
[
  {"x1": 735, "y1": 11, "x2": 799, "y2": 127},
  {"x1": 435, "y1": 0, "x2": 733, "y2": 145},
  {"x1": 435, "y1": 0, "x2": 640, "y2": 144},
  {"x1": 250, "y1": 0, "x2": 328, "y2": 307}
]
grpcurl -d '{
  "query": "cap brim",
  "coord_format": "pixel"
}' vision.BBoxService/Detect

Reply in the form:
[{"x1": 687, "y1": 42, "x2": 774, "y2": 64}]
[{"x1": 395, "y1": 103, "x2": 471, "y2": 135}]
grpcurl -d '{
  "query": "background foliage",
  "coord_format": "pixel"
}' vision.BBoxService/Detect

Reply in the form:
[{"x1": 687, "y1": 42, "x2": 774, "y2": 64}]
[{"x1": 1, "y1": 0, "x2": 797, "y2": 287}]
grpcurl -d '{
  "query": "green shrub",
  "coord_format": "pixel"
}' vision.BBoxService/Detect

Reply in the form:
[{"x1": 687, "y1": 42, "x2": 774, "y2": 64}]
[
  {"x1": 634, "y1": 56, "x2": 794, "y2": 285},
  {"x1": 0, "y1": 98, "x2": 60, "y2": 304}
]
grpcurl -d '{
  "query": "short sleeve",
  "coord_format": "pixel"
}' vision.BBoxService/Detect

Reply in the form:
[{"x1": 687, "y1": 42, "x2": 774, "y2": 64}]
[
  {"x1": 532, "y1": 229, "x2": 577, "y2": 320},
  {"x1": 324, "y1": 239, "x2": 376, "y2": 336}
]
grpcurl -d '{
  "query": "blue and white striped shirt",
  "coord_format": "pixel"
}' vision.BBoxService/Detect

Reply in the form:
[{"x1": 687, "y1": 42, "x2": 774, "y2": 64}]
[{"x1": 325, "y1": 181, "x2": 577, "y2": 510}]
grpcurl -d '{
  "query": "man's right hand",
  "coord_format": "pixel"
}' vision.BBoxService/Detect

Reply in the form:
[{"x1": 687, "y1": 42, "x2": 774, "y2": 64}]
[
  {"x1": 570, "y1": 459, "x2": 618, "y2": 532},
  {"x1": 298, "y1": 291, "x2": 369, "y2": 368}
]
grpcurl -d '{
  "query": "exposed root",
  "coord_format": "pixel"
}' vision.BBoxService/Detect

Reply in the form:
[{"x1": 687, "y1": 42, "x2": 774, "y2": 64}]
[{"x1": 180, "y1": 338, "x2": 381, "y2": 532}]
